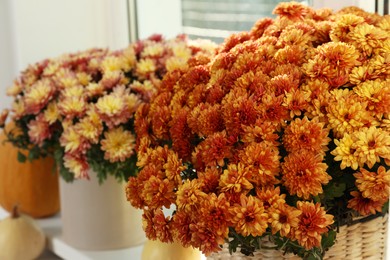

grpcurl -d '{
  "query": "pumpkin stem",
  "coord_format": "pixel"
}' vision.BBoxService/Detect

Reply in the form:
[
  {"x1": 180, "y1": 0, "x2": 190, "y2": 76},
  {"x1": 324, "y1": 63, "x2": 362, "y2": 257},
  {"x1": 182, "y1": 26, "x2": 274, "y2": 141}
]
[{"x1": 11, "y1": 205, "x2": 20, "y2": 219}]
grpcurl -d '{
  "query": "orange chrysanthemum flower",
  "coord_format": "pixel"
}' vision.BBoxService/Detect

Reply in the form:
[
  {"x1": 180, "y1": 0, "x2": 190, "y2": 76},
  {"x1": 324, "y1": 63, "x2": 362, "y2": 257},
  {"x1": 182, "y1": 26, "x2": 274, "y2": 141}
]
[
  {"x1": 241, "y1": 121, "x2": 279, "y2": 146},
  {"x1": 228, "y1": 194, "x2": 268, "y2": 237},
  {"x1": 142, "y1": 209, "x2": 173, "y2": 243},
  {"x1": 256, "y1": 186, "x2": 286, "y2": 210},
  {"x1": 176, "y1": 179, "x2": 207, "y2": 212},
  {"x1": 192, "y1": 131, "x2": 233, "y2": 169},
  {"x1": 282, "y1": 150, "x2": 331, "y2": 199},
  {"x1": 273, "y1": 1, "x2": 312, "y2": 21},
  {"x1": 348, "y1": 190, "x2": 385, "y2": 216},
  {"x1": 292, "y1": 201, "x2": 334, "y2": 250},
  {"x1": 219, "y1": 163, "x2": 253, "y2": 193},
  {"x1": 283, "y1": 116, "x2": 330, "y2": 154},
  {"x1": 269, "y1": 202, "x2": 301, "y2": 237},
  {"x1": 142, "y1": 175, "x2": 176, "y2": 209},
  {"x1": 239, "y1": 142, "x2": 280, "y2": 186},
  {"x1": 354, "y1": 166, "x2": 390, "y2": 202}
]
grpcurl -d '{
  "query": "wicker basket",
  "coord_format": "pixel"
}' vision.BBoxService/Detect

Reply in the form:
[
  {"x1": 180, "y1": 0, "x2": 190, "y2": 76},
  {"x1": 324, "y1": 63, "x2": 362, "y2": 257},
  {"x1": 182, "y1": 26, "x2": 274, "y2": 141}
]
[{"x1": 207, "y1": 214, "x2": 388, "y2": 260}]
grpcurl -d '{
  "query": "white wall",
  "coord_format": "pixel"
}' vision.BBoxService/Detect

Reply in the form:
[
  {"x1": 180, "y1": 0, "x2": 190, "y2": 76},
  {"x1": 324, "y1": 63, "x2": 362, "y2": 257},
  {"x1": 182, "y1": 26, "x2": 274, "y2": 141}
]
[
  {"x1": 0, "y1": 0, "x2": 129, "y2": 112},
  {"x1": 0, "y1": 0, "x2": 17, "y2": 111},
  {"x1": 136, "y1": 0, "x2": 182, "y2": 40}
]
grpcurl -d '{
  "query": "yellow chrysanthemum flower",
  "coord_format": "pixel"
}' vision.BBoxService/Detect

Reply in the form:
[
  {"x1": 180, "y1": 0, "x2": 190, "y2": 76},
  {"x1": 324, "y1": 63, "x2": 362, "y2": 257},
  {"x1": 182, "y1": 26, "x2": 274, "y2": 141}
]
[
  {"x1": 76, "y1": 72, "x2": 92, "y2": 86},
  {"x1": 141, "y1": 42, "x2": 164, "y2": 57},
  {"x1": 331, "y1": 133, "x2": 359, "y2": 170},
  {"x1": 6, "y1": 81, "x2": 23, "y2": 97},
  {"x1": 100, "y1": 126, "x2": 135, "y2": 162},
  {"x1": 353, "y1": 126, "x2": 390, "y2": 168},
  {"x1": 101, "y1": 56, "x2": 123, "y2": 73},
  {"x1": 171, "y1": 42, "x2": 192, "y2": 60},
  {"x1": 166, "y1": 57, "x2": 189, "y2": 72},
  {"x1": 96, "y1": 94, "x2": 125, "y2": 116},
  {"x1": 136, "y1": 58, "x2": 156, "y2": 76},
  {"x1": 62, "y1": 85, "x2": 84, "y2": 98},
  {"x1": 44, "y1": 101, "x2": 60, "y2": 124}
]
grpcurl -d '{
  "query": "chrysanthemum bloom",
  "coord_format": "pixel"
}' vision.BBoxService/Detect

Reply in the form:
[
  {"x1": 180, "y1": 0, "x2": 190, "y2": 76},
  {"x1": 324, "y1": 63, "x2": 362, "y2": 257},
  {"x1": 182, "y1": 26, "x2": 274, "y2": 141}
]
[
  {"x1": 176, "y1": 179, "x2": 207, "y2": 212},
  {"x1": 27, "y1": 114, "x2": 52, "y2": 146},
  {"x1": 100, "y1": 126, "x2": 136, "y2": 162},
  {"x1": 354, "y1": 79, "x2": 390, "y2": 118},
  {"x1": 241, "y1": 121, "x2": 280, "y2": 146},
  {"x1": 63, "y1": 153, "x2": 89, "y2": 179},
  {"x1": 353, "y1": 126, "x2": 390, "y2": 168},
  {"x1": 282, "y1": 150, "x2": 331, "y2": 199},
  {"x1": 191, "y1": 131, "x2": 233, "y2": 169},
  {"x1": 163, "y1": 150, "x2": 186, "y2": 186},
  {"x1": 282, "y1": 89, "x2": 310, "y2": 117},
  {"x1": 95, "y1": 90, "x2": 130, "y2": 129},
  {"x1": 228, "y1": 194, "x2": 268, "y2": 237},
  {"x1": 43, "y1": 101, "x2": 60, "y2": 125},
  {"x1": 354, "y1": 166, "x2": 390, "y2": 202},
  {"x1": 198, "y1": 193, "x2": 230, "y2": 238},
  {"x1": 273, "y1": 1, "x2": 312, "y2": 21},
  {"x1": 347, "y1": 190, "x2": 385, "y2": 216},
  {"x1": 331, "y1": 133, "x2": 360, "y2": 170},
  {"x1": 269, "y1": 202, "x2": 301, "y2": 237},
  {"x1": 141, "y1": 175, "x2": 176, "y2": 209},
  {"x1": 197, "y1": 167, "x2": 221, "y2": 194},
  {"x1": 187, "y1": 103, "x2": 224, "y2": 137},
  {"x1": 222, "y1": 89, "x2": 258, "y2": 136},
  {"x1": 189, "y1": 221, "x2": 222, "y2": 256},
  {"x1": 142, "y1": 209, "x2": 173, "y2": 243},
  {"x1": 349, "y1": 23, "x2": 388, "y2": 57},
  {"x1": 170, "y1": 210, "x2": 194, "y2": 247},
  {"x1": 59, "y1": 125, "x2": 90, "y2": 154},
  {"x1": 58, "y1": 96, "x2": 87, "y2": 120},
  {"x1": 329, "y1": 14, "x2": 365, "y2": 43},
  {"x1": 6, "y1": 81, "x2": 23, "y2": 97},
  {"x1": 292, "y1": 201, "x2": 334, "y2": 250},
  {"x1": 283, "y1": 116, "x2": 330, "y2": 154},
  {"x1": 219, "y1": 163, "x2": 253, "y2": 193},
  {"x1": 256, "y1": 186, "x2": 286, "y2": 210},
  {"x1": 126, "y1": 177, "x2": 144, "y2": 209},
  {"x1": 239, "y1": 142, "x2": 280, "y2": 186},
  {"x1": 304, "y1": 42, "x2": 361, "y2": 88},
  {"x1": 76, "y1": 116, "x2": 103, "y2": 144},
  {"x1": 327, "y1": 90, "x2": 372, "y2": 138},
  {"x1": 24, "y1": 79, "x2": 56, "y2": 115}
]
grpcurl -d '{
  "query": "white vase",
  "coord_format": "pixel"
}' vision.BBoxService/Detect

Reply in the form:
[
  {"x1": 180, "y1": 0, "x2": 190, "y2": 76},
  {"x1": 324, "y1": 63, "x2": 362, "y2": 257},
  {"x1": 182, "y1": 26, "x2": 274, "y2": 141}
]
[{"x1": 59, "y1": 171, "x2": 146, "y2": 250}]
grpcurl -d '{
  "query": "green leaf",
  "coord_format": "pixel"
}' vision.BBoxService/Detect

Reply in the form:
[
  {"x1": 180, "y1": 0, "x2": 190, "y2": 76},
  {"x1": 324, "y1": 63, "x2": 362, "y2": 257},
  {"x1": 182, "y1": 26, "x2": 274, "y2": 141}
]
[
  {"x1": 28, "y1": 146, "x2": 40, "y2": 161},
  {"x1": 382, "y1": 201, "x2": 389, "y2": 213},
  {"x1": 323, "y1": 182, "x2": 346, "y2": 200},
  {"x1": 321, "y1": 230, "x2": 336, "y2": 251},
  {"x1": 17, "y1": 151, "x2": 27, "y2": 163}
]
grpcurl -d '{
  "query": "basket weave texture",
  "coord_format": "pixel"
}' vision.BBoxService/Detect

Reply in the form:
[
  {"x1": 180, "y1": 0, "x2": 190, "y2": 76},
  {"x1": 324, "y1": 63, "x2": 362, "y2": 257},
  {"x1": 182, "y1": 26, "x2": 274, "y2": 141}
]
[{"x1": 207, "y1": 214, "x2": 388, "y2": 260}]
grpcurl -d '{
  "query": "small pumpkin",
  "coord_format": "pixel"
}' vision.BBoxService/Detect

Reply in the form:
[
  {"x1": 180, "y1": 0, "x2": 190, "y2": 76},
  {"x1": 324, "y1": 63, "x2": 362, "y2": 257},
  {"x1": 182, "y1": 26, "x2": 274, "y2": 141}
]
[
  {"x1": 142, "y1": 239, "x2": 201, "y2": 260},
  {"x1": 0, "y1": 206, "x2": 46, "y2": 260},
  {"x1": 0, "y1": 125, "x2": 60, "y2": 218}
]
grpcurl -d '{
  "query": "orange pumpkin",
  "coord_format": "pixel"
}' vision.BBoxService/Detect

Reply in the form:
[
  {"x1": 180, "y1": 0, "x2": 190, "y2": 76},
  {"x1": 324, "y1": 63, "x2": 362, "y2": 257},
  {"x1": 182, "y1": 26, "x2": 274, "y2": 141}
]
[{"x1": 0, "y1": 128, "x2": 60, "y2": 218}]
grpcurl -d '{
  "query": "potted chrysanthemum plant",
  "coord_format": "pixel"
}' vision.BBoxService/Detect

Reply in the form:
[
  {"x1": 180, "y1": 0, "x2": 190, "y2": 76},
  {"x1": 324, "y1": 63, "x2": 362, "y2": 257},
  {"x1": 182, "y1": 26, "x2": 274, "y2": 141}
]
[
  {"x1": 126, "y1": 2, "x2": 389, "y2": 259},
  {"x1": 0, "y1": 34, "x2": 217, "y2": 250}
]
